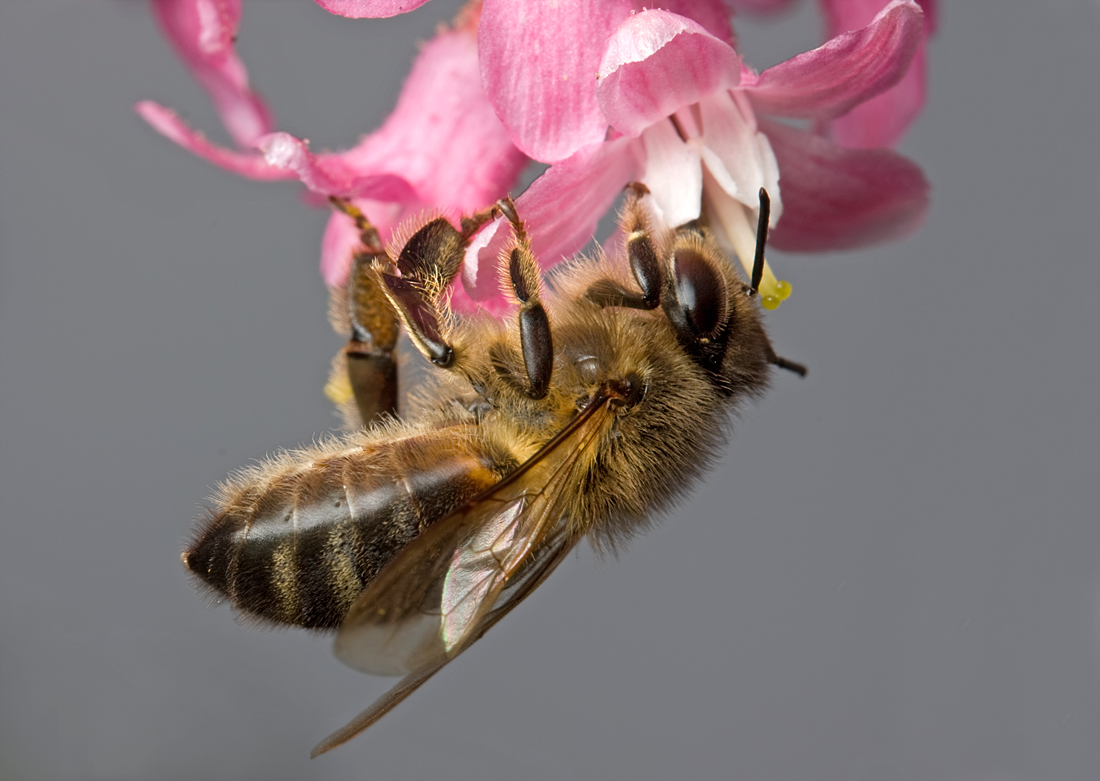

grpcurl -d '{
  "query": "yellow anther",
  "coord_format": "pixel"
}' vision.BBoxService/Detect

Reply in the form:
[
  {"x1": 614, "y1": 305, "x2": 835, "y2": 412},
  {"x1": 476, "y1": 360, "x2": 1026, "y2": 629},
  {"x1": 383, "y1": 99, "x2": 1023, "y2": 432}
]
[{"x1": 757, "y1": 271, "x2": 792, "y2": 310}]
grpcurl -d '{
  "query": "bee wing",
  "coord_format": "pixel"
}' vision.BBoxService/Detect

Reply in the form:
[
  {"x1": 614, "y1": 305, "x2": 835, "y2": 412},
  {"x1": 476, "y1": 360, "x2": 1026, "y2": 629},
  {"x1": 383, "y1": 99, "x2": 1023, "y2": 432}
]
[
  {"x1": 310, "y1": 395, "x2": 614, "y2": 757},
  {"x1": 311, "y1": 531, "x2": 576, "y2": 758}
]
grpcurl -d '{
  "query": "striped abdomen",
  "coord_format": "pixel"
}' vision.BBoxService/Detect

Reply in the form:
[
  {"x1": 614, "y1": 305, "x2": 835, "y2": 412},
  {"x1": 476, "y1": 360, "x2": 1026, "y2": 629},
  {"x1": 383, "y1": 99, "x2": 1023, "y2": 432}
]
[{"x1": 183, "y1": 424, "x2": 508, "y2": 629}]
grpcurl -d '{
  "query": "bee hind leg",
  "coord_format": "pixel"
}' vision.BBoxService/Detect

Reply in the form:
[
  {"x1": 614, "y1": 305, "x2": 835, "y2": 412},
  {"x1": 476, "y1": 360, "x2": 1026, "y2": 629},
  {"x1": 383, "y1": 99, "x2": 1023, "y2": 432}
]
[{"x1": 328, "y1": 198, "x2": 401, "y2": 426}]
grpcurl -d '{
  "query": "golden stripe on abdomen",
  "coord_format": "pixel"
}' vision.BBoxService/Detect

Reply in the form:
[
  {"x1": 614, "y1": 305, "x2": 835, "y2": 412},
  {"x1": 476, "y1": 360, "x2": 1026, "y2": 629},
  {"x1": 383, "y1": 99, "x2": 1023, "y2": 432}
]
[{"x1": 184, "y1": 427, "x2": 507, "y2": 629}]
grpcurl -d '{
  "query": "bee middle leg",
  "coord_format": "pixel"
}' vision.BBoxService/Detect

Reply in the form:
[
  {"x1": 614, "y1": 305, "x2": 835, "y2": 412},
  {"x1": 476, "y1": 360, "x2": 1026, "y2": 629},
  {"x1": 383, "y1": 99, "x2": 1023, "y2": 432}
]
[
  {"x1": 496, "y1": 197, "x2": 553, "y2": 400},
  {"x1": 374, "y1": 208, "x2": 498, "y2": 370}
]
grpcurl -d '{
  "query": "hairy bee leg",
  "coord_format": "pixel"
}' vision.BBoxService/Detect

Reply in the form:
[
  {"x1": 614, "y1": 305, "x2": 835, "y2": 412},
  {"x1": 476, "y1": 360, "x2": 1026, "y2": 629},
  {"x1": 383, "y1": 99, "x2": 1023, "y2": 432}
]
[
  {"x1": 497, "y1": 198, "x2": 553, "y2": 400},
  {"x1": 375, "y1": 209, "x2": 498, "y2": 369},
  {"x1": 344, "y1": 255, "x2": 400, "y2": 422},
  {"x1": 585, "y1": 183, "x2": 663, "y2": 311},
  {"x1": 328, "y1": 198, "x2": 402, "y2": 425}
]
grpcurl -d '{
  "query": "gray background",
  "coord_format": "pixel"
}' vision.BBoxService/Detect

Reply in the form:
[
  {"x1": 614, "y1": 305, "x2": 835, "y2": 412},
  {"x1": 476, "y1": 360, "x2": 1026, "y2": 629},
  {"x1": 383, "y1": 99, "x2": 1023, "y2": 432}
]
[{"x1": 1, "y1": 1, "x2": 1097, "y2": 779}]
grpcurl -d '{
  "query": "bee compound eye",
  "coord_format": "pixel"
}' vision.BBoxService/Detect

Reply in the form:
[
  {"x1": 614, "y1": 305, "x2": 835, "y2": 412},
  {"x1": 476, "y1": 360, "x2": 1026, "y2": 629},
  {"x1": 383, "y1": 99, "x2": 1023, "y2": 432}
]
[{"x1": 673, "y1": 247, "x2": 727, "y2": 339}]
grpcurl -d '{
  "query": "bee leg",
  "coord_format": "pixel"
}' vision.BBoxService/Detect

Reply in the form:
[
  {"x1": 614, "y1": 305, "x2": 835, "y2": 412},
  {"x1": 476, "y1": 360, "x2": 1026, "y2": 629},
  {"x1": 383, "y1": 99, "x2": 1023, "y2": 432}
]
[
  {"x1": 343, "y1": 255, "x2": 401, "y2": 423},
  {"x1": 585, "y1": 184, "x2": 662, "y2": 311},
  {"x1": 497, "y1": 197, "x2": 553, "y2": 400},
  {"x1": 329, "y1": 198, "x2": 401, "y2": 426},
  {"x1": 373, "y1": 208, "x2": 497, "y2": 370}
]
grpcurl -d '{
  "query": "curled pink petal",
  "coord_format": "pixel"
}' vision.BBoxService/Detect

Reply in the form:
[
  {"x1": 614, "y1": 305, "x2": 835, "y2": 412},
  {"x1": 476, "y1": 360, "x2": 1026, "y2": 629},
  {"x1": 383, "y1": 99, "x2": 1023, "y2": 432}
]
[
  {"x1": 257, "y1": 133, "x2": 420, "y2": 201},
  {"x1": 340, "y1": 23, "x2": 527, "y2": 212},
  {"x1": 136, "y1": 101, "x2": 295, "y2": 180},
  {"x1": 829, "y1": 36, "x2": 927, "y2": 148},
  {"x1": 462, "y1": 137, "x2": 641, "y2": 308},
  {"x1": 451, "y1": 218, "x2": 511, "y2": 316},
  {"x1": 480, "y1": 0, "x2": 635, "y2": 162},
  {"x1": 313, "y1": 0, "x2": 432, "y2": 18},
  {"x1": 743, "y1": 0, "x2": 923, "y2": 123},
  {"x1": 762, "y1": 119, "x2": 928, "y2": 251},
  {"x1": 150, "y1": 0, "x2": 273, "y2": 147},
  {"x1": 821, "y1": 0, "x2": 936, "y2": 35},
  {"x1": 820, "y1": 0, "x2": 936, "y2": 147},
  {"x1": 597, "y1": 9, "x2": 741, "y2": 138}
]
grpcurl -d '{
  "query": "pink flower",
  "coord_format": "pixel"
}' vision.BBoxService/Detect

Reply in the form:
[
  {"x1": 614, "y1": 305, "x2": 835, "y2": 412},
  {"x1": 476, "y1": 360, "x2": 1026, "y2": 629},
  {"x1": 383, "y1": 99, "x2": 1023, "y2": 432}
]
[
  {"x1": 142, "y1": 0, "x2": 933, "y2": 315},
  {"x1": 465, "y1": 0, "x2": 929, "y2": 310},
  {"x1": 137, "y1": 0, "x2": 526, "y2": 298}
]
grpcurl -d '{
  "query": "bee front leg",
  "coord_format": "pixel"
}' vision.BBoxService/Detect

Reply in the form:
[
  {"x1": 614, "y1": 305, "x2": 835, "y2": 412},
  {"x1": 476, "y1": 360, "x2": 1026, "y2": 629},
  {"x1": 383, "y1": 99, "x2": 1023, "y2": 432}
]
[
  {"x1": 584, "y1": 184, "x2": 663, "y2": 311},
  {"x1": 497, "y1": 198, "x2": 553, "y2": 400}
]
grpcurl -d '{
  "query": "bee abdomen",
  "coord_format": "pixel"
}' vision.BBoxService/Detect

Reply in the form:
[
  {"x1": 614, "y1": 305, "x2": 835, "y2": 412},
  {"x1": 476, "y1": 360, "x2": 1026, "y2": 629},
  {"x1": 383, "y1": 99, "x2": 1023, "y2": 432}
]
[{"x1": 184, "y1": 426, "x2": 506, "y2": 629}]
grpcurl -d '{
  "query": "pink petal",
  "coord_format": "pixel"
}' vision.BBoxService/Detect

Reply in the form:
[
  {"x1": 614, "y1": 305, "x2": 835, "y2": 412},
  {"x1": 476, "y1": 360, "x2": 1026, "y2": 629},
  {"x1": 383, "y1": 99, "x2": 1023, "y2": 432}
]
[
  {"x1": 743, "y1": 0, "x2": 924, "y2": 124},
  {"x1": 819, "y1": 0, "x2": 936, "y2": 147},
  {"x1": 135, "y1": 101, "x2": 295, "y2": 180},
  {"x1": 312, "y1": 0, "x2": 432, "y2": 18},
  {"x1": 821, "y1": 0, "x2": 937, "y2": 35},
  {"x1": 462, "y1": 137, "x2": 642, "y2": 309},
  {"x1": 257, "y1": 133, "x2": 420, "y2": 201},
  {"x1": 761, "y1": 119, "x2": 928, "y2": 251},
  {"x1": 829, "y1": 37, "x2": 927, "y2": 148},
  {"x1": 150, "y1": 0, "x2": 273, "y2": 147},
  {"x1": 340, "y1": 23, "x2": 527, "y2": 213},
  {"x1": 597, "y1": 9, "x2": 742, "y2": 138},
  {"x1": 519, "y1": 137, "x2": 643, "y2": 267},
  {"x1": 479, "y1": 0, "x2": 635, "y2": 162}
]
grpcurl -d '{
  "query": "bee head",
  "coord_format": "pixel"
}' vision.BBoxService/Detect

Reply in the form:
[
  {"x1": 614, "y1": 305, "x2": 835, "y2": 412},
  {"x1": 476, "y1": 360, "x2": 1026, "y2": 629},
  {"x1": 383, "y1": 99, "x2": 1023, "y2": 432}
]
[{"x1": 660, "y1": 190, "x2": 806, "y2": 390}]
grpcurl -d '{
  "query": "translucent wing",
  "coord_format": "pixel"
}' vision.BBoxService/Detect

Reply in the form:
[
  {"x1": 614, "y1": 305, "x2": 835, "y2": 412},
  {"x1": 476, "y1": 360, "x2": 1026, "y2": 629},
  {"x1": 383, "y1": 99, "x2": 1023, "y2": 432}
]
[
  {"x1": 310, "y1": 393, "x2": 617, "y2": 757},
  {"x1": 310, "y1": 532, "x2": 575, "y2": 758}
]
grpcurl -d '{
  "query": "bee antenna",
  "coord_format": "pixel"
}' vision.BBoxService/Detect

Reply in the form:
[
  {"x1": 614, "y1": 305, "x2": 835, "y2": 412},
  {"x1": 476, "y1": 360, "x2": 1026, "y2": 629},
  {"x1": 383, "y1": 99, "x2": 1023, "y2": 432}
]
[
  {"x1": 750, "y1": 187, "x2": 769, "y2": 296},
  {"x1": 770, "y1": 354, "x2": 808, "y2": 377}
]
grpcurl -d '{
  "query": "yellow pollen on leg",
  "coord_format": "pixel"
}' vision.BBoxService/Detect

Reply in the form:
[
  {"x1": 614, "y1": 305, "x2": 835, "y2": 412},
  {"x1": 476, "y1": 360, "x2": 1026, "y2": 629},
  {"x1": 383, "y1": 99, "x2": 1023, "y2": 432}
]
[{"x1": 325, "y1": 372, "x2": 354, "y2": 406}]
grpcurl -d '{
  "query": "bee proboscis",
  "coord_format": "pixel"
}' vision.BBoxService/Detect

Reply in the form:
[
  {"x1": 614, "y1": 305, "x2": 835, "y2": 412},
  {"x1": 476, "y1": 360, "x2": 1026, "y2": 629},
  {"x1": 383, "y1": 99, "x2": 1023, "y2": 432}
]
[{"x1": 183, "y1": 184, "x2": 805, "y2": 756}]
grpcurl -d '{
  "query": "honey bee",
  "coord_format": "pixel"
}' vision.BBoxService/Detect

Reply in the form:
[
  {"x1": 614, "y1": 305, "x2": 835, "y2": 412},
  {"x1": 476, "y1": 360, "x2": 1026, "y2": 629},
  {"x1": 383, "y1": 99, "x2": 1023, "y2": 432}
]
[{"x1": 183, "y1": 184, "x2": 805, "y2": 757}]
